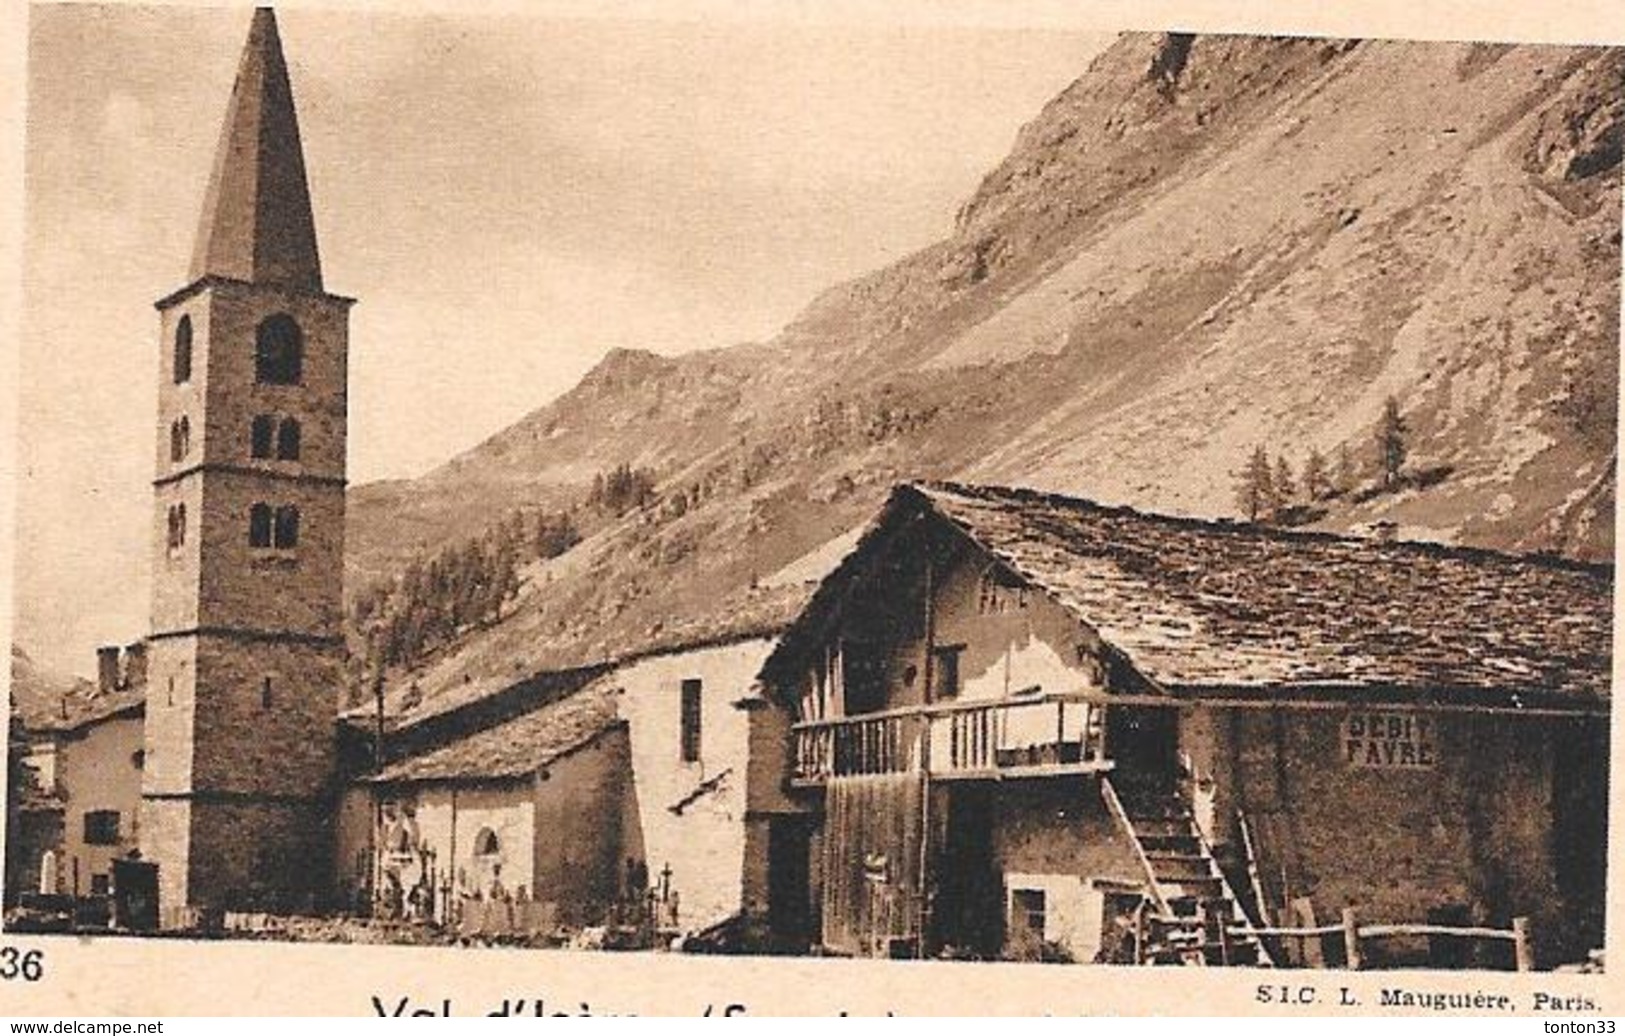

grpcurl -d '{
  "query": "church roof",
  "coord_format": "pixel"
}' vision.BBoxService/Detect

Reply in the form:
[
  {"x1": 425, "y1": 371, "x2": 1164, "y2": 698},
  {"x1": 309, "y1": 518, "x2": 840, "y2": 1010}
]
[
  {"x1": 367, "y1": 678, "x2": 623, "y2": 784},
  {"x1": 190, "y1": 7, "x2": 324, "y2": 292},
  {"x1": 763, "y1": 482, "x2": 1614, "y2": 709}
]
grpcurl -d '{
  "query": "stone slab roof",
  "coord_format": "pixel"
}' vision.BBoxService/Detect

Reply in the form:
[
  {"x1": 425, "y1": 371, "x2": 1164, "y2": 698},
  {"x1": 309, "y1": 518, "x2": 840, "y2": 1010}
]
[
  {"x1": 920, "y1": 482, "x2": 1613, "y2": 704},
  {"x1": 189, "y1": 8, "x2": 324, "y2": 292},
  {"x1": 368, "y1": 678, "x2": 621, "y2": 784},
  {"x1": 10, "y1": 646, "x2": 146, "y2": 735},
  {"x1": 31, "y1": 691, "x2": 145, "y2": 734},
  {"x1": 345, "y1": 580, "x2": 807, "y2": 733},
  {"x1": 766, "y1": 482, "x2": 1613, "y2": 708}
]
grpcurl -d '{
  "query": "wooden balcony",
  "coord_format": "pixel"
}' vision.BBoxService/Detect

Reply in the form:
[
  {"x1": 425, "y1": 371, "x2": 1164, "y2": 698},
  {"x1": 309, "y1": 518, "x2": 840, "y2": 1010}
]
[{"x1": 791, "y1": 693, "x2": 1111, "y2": 788}]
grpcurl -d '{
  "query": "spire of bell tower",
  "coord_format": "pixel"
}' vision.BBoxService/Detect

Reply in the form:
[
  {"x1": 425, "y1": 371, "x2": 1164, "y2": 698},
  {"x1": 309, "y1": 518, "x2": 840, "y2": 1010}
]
[{"x1": 190, "y1": 7, "x2": 323, "y2": 292}]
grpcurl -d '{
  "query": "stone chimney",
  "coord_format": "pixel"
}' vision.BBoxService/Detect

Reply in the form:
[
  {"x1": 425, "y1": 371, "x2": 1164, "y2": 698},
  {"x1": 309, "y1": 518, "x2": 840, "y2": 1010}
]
[
  {"x1": 96, "y1": 646, "x2": 120, "y2": 696},
  {"x1": 122, "y1": 641, "x2": 148, "y2": 691}
]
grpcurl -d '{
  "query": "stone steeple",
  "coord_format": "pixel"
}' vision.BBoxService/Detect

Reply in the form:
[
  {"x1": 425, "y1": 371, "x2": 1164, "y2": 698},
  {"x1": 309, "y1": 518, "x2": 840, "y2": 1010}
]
[
  {"x1": 143, "y1": 4, "x2": 350, "y2": 920},
  {"x1": 190, "y1": 7, "x2": 323, "y2": 292}
]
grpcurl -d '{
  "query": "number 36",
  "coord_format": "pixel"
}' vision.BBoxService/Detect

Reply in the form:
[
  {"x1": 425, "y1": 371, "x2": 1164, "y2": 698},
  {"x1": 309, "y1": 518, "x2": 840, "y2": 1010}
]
[{"x1": 0, "y1": 947, "x2": 44, "y2": 982}]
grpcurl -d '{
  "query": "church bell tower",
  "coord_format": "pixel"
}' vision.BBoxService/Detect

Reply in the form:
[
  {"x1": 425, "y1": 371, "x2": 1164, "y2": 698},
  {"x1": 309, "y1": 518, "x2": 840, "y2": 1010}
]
[{"x1": 141, "y1": 6, "x2": 351, "y2": 919}]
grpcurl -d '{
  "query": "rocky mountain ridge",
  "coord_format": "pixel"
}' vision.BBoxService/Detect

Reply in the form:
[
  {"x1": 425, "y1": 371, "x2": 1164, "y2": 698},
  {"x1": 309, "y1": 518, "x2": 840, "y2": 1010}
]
[{"x1": 336, "y1": 32, "x2": 1622, "y2": 716}]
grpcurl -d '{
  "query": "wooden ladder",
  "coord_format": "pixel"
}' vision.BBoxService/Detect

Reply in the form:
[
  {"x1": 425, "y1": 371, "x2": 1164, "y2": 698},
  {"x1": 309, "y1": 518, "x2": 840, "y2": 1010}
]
[{"x1": 1103, "y1": 776, "x2": 1273, "y2": 967}]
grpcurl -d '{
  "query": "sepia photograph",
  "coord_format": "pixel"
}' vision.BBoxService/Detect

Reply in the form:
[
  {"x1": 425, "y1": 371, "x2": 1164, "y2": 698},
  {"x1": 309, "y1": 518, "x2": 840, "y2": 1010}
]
[{"x1": 3, "y1": 0, "x2": 1621, "y2": 1013}]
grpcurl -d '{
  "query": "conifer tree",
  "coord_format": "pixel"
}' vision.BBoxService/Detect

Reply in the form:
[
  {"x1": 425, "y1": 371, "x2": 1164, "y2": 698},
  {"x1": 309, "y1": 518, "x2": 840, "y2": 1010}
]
[
  {"x1": 1234, "y1": 445, "x2": 1274, "y2": 522},
  {"x1": 1333, "y1": 442, "x2": 1358, "y2": 497},
  {"x1": 1272, "y1": 454, "x2": 1296, "y2": 517},
  {"x1": 1302, "y1": 446, "x2": 1331, "y2": 502},
  {"x1": 1377, "y1": 396, "x2": 1408, "y2": 490}
]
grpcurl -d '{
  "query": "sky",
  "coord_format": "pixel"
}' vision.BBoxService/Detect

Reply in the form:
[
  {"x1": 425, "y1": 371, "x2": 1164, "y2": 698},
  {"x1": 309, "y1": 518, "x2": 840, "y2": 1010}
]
[{"x1": 12, "y1": 4, "x2": 1109, "y2": 677}]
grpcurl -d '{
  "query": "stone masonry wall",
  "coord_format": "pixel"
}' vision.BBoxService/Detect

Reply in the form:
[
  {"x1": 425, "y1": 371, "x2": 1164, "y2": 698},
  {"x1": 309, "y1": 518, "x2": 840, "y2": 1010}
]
[
  {"x1": 618, "y1": 641, "x2": 773, "y2": 931},
  {"x1": 141, "y1": 638, "x2": 198, "y2": 796},
  {"x1": 195, "y1": 472, "x2": 345, "y2": 635},
  {"x1": 184, "y1": 283, "x2": 349, "y2": 481},
  {"x1": 186, "y1": 798, "x2": 332, "y2": 912},
  {"x1": 1226, "y1": 707, "x2": 1600, "y2": 966},
  {"x1": 147, "y1": 276, "x2": 351, "y2": 918},
  {"x1": 139, "y1": 797, "x2": 192, "y2": 922},
  {"x1": 189, "y1": 636, "x2": 341, "y2": 797},
  {"x1": 532, "y1": 729, "x2": 630, "y2": 926}
]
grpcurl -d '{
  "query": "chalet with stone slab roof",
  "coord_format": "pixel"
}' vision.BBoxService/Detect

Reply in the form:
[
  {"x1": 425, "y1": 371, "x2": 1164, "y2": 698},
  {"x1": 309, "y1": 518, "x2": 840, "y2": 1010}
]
[{"x1": 755, "y1": 481, "x2": 1611, "y2": 968}]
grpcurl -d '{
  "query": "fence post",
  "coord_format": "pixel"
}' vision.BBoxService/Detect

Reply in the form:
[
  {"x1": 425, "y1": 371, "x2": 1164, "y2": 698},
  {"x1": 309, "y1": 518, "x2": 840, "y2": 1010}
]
[
  {"x1": 1341, "y1": 907, "x2": 1362, "y2": 970},
  {"x1": 1134, "y1": 900, "x2": 1146, "y2": 965},
  {"x1": 1512, "y1": 916, "x2": 1533, "y2": 972}
]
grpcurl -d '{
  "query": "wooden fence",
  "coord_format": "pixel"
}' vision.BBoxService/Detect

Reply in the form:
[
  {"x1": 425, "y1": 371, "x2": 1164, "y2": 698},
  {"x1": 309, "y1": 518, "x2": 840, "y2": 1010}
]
[{"x1": 1235, "y1": 907, "x2": 1534, "y2": 971}]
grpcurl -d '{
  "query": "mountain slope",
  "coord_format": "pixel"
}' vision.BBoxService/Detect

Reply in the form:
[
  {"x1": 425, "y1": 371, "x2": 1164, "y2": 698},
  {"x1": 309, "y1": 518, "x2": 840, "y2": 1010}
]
[{"x1": 346, "y1": 33, "x2": 1622, "y2": 717}]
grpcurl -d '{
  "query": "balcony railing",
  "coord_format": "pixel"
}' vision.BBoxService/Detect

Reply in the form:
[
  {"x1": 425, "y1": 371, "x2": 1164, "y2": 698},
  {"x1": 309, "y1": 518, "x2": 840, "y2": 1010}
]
[{"x1": 792, "y1": 693, "x2": 1110, "y2": 787}]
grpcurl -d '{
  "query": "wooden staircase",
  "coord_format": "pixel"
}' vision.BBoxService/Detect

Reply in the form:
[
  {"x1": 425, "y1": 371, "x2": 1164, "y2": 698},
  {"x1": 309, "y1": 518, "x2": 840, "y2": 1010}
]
[{"x1": 1103, "y1": 777, "x2": 1273, "y2": 967}]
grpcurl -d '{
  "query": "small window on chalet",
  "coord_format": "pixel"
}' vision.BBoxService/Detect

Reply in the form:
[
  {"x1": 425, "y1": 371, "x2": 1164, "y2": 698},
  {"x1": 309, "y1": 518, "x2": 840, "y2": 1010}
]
[
  {"x1": 173, "y1": 315, "x2": 193, "y2": 384},
  {"x1": 978, "y1": 566, "x2": 1028, "y2": 615},
  {"x1": 249, "y1": 503, "x2": 273, "y2": 548},
  {"x1": 680, "y1": 679, "x2": 703, "y2": 763},
  {"x1": 276, "y1": 417, "x2": 301, "y2": 461},
  {"x1": 261, "y1": 677, "x2": 273, "y2": 709},
  {"x1": 254, "y1": 314, "x2": 303, "y2": 385},
  {"x1": 1010, "y1": 888, "x2": 1046, "y2": 939},
  {"x1": 273, "y1": 505, "x2": 300, "y2": 549},
  {"x1": 251, "y1": 415, "x2": 275, "y2": 459},
  {"x1": 84, "y1": 810, "x2": 120, "y2": 846},
  {"x1": 930, "y1": 644, "x2": 964, "y2": 700}
]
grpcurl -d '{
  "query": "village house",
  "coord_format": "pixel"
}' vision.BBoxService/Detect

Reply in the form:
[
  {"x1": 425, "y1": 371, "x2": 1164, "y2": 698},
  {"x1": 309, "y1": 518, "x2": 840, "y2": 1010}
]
[
  {"x1": 754, "y1": 482, "x2": 1612, "y2": 968},
  {"x1": 9, "y1": 644, "x2": 148, "y2": 903}
]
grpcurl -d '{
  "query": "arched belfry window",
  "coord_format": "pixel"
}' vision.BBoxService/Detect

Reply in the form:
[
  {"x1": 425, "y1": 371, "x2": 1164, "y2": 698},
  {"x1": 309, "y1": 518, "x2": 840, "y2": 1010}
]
[
  {"x1": 276, "y1": 418, "x2": 301, "y2": 461},
  {"x1": 251, "y1": 415, "x2": 275, "y2": 459},
  {"x1": 473, "y1": 828, "x2": 499, "y2": 858},
  {"x1": 173, "y1": 315, "x2": 193, "y2": 384},
  {"x1": 273, "y1": 505, "x2": 300, "y2": 549},
  {"x1": 249, "y1": 503, "x2": 273, "y2": 548},
  {"x1": 255, "y1": 314, "x2": 303, "y2": 385}
]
